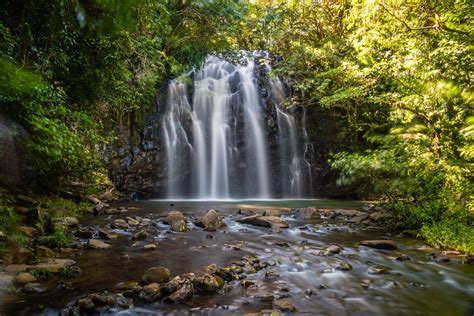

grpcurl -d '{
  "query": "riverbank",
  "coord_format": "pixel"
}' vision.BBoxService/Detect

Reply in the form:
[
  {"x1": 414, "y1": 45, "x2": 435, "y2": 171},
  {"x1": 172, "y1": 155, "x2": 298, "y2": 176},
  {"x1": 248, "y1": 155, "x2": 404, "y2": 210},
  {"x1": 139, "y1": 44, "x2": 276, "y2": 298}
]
[{"x1": 1, "y1": 199, "x2": 473, "y2": 315}]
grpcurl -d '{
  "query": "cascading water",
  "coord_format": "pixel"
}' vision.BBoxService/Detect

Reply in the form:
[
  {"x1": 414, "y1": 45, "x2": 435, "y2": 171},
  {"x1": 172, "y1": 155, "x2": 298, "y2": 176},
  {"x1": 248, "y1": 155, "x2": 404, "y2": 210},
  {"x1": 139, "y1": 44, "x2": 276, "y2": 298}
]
[{"x1": 162, "y1": 53, "x2": 313, "y2": 199}]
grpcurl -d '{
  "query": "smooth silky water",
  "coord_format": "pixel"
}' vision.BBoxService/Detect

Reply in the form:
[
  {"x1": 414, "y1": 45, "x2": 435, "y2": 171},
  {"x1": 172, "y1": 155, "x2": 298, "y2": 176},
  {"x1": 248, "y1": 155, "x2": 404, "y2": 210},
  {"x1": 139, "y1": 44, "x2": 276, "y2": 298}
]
[{"x1": 2, "y1": 200, "x2": 473, "y2": 315}]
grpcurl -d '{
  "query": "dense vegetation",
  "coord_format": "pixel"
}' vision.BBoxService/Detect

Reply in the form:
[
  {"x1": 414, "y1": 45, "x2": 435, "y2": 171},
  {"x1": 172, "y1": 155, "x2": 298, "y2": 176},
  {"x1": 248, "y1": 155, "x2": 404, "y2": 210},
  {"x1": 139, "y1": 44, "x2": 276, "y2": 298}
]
[{"x1": 0, "y1": 1, "x2": 472, "y2": 254}]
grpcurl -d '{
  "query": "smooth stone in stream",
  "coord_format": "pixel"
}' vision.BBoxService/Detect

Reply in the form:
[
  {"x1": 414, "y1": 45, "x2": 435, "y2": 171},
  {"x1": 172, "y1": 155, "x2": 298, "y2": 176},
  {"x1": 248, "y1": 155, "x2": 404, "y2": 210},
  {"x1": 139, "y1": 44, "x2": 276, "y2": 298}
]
[
  {"x1": 273, "y1": 299, "x2": 297, "y2": 312},
  {"x1": 321, "y1": 245, "x2": 342, "y2": 255},
  {"x1": 15, "y1": 272, "x2": 37, "y2": 284},
  {"x1": 142, "y1": 266, "x2": 171, "y2": 284},
  {"x1": 143, "y1": 244, "x2": 157, "y2": 251},
  {"x1": 23, "y1": 282, "x2": 46, "y2": 293},
  {"x1": 163, "y1": 211, "x2": 187, "y2": 232},
  {"x1": 195, "y1": 209, "x2": 226, "y2": 231},
  {"x1": 99, "y1": 228, "x2": 118, "y2": 240},
  {"x1": 331, "y1": 260, "x2": 353, "y2": 271},
  {"x1": 360, "y1": 239, "x2": 398, "y2": 250},
  {"x1": 27, "y1": 259, "x2": 76, "y2": 274},
  {"x1": 167, "y1": 279, "x2": 193, "y2": 303},
  {"x1": 112, "y1": 219, "x2": 129, "y2": 230},
  {"x1": 133, "y1": 230, "x2": 148, "y2": 241},
  {"x1": 237, "y1": 215, "x2": 289, "y2": 229},
  {"x1": 368, "y1": 264, "x2": 392, "y2": 274},
  {"x1": 193, "y1": 274, "x2": 225, "y2": 292},
  {"x1": 88, "y1": 239, "x2": 111, "y2": 250}
]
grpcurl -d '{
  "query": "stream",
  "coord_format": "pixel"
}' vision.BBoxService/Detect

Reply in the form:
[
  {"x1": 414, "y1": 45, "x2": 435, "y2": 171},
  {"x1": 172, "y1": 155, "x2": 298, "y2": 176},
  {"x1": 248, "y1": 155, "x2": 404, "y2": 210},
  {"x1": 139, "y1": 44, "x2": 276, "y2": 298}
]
[{"x1": 1, "y1": 200, "x2": 473, "y2": 315}]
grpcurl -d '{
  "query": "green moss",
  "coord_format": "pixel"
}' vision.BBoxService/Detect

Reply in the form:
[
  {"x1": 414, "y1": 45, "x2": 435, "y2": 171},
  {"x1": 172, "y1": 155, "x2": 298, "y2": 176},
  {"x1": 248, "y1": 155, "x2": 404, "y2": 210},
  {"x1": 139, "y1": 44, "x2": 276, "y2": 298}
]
[{"x1": 40, "y1": 229, "x2": 74, "y2": 249}]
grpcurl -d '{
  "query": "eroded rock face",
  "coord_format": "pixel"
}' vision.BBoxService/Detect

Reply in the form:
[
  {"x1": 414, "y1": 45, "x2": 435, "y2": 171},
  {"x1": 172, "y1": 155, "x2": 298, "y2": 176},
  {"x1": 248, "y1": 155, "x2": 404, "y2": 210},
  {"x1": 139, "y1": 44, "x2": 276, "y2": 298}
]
[{"x1": 195, "y1": 210, "x2": 226, "y2": 231}]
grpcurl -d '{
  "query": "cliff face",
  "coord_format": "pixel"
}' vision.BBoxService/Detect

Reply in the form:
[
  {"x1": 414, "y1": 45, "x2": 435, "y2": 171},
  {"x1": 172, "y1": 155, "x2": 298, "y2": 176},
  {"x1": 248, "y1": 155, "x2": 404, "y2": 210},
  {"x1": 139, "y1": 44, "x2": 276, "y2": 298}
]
[{"x1": 106, "y1": 55, "x2": 324, "y2": 199}]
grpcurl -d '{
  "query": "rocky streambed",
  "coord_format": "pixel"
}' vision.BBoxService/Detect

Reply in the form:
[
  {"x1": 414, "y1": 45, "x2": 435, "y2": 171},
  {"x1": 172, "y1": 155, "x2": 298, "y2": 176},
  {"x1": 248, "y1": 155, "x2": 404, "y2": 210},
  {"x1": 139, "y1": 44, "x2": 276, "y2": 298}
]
[{"x1": 0, "y1": 200, "x2": 473, "y2": 315}]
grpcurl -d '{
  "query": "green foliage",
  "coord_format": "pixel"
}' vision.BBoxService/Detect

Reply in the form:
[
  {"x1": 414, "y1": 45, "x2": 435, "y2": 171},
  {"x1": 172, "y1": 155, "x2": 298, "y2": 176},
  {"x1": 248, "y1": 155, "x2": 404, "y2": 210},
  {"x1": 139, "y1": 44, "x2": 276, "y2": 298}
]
[
  {"x1": 29, "y1": 269, "x2": 54, "y2": 281},
  {"x1": 39, "y1": 198, "x2": 92, "y2": 218},
  {"x1": 40, "y1": 229, "x2": 74, "y2": 249}
]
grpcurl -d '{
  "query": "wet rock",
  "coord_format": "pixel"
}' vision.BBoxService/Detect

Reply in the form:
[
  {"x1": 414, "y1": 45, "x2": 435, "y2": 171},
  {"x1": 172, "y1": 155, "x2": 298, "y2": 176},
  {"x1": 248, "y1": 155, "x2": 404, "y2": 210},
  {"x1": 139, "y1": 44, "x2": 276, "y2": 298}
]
[
  {"x1": 205, "y1": 263, "x2": 219, "y2": 274},
  {"x1": 163, "y1": 211, "x2": 187, "y2": 232},
  {"x1": 27, "y1": 258, "x2": 76, "y2": 274},
  {"x1": 321, "y1": 245, "x2": 342, "y2": 256},
  {"x1": 143, "y1": 244, "x2": 157, "y2": 251},
  {"x1": 126, "y1": 217, "x2": 140, "y2": 226},
  {"x1": 52, "y1": 217, "x2": 79, "y2": 230},
  {"x1": 23, "y1": 282, "x2": 46, "y2": 293},
  {"x1": 194, "y1": 274, "x2": 225, "y2": 292},
  {"x1": 331, "y1": 260, "x2": 353, "y2": 271},
  {"x1": 237, "y1": 215, "x2": 289, "y2": 229},
  {"x1": 13, "y1": 248, "x2": 34, "y2": 264},
  {"x1": 273, "y1": 299, "x2": 297, "y2": 312},
  {"x1": 264, "y1": 209, "x2": 290, "y2": 217},
  {"x1": 17, "y1": 226, "x2": 38, "y2": 237},
  {"x1": 360, "y1": 240, "x2": 398, "y2": 250},
  {"x1": 215, "y1": 267, "x2": 238, "y2": 281},
  {"x1": 140, "y1": 283, "x2": 162, "y2": 302},
  {"x1": 112, "y1": 219, "x2": 129, "y2": 230},
  {"x1": 195, "y1": 209, "x2": 226, "y2": 231},
  {"x1": 291, "y1": 207, "x2": 319, "y2": 220},
  {"x1": 161, "y1": 278, "x2": 180, "y2": 294},
  {"x1": 75, "y1": 228, "x2": 94, "y2": 239},
  {"x1": 348, "y1": 214, "x2": 370, "y2": 224},
  {"x1": 35, "y1": 246, "x2": 55, "y2": 259},
  {"x1": 167, "y1": 279, "x2": 193, "y2": 303},
  {"x1": 88, "y1": 239, "x2": 111, "y2": 250},
  {"x1": 368, "y1": 264, "x2": 392, "y2": 274},
  {"x1": 90, "y1": 293, "x2": 116, "y2": 307},
  {"x1": 5, "y1": 264, "x2": 30, "y2": 273},
  {"x1": 241, "y1": 280, "x2": 255, "y2": 288},
  {"x1": 142, "y1": 266, "x2": 171, "y2": 284},
  {"x1": 133, "y1": 229, "x2": 148, "y2": 241},
  {"x1": 395, "y1": 254, "x2": 411, "y2": 261},
  {"x1": 254, "y1": 293, "x2": 274, "y2": 301},
  {"x1": 369, "y1": 211, "x2": 390, "y2": 223},
  {"x1": 265, "y1": 269, "x2": 280, "y2": 278},
  {"x1": 15, "y1": 272, "x2": 37, "y2": 284},
  {"x1": 99, "y1": 228, "x2": 118, "y2": 240},
  {"x1": 244, "y1": 310, "x2": 281, "y2": 316}
]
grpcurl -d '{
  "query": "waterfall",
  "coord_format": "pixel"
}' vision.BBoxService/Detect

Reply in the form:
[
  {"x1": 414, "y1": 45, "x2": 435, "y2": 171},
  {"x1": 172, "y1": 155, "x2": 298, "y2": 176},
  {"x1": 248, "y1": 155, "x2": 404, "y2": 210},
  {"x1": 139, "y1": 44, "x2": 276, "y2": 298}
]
[{"x1": 161, "y1": 53, "x2": 313, "y2": 199}]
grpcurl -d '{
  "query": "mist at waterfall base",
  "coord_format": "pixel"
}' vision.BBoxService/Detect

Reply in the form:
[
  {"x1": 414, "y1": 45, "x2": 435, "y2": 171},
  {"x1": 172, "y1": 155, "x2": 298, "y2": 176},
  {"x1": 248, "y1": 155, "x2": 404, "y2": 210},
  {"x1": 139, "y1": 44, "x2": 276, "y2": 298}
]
[{"x1": 161, "y1": 52, "x2": 314, "y2": 200}]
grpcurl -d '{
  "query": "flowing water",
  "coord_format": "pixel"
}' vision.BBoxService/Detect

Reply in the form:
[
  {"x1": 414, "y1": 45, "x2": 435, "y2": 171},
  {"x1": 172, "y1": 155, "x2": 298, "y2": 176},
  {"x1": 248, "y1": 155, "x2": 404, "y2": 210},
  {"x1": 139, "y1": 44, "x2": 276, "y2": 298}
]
[
  {"x1": 162, "y1": 53, "x2": 312, "y2": 199},
  {"x1": 2, "y1": 200, "x2": 473, "y2": 315}
]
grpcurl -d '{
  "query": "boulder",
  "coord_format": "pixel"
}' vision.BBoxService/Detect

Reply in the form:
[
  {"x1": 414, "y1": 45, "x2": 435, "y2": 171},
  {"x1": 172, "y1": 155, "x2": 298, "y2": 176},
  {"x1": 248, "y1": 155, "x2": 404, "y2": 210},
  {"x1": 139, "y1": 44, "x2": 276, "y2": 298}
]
[
  {"x1": 142, "y1": 266, "x2": 171, "y2": 284},
  {"x1": 13, "y1": 248, "x2": 34, "y2": 264},
  {"x1": 75, "y1": 228, "x2": 94, "y2": 239},
  {"x1": 291, "y1": 207, "x2": 320, "y2": 220},
  {"x1": 370, "y1": 211, "x2": 390, "y2": 222},
  {"x1": 88, "y1": 239, "x2": 111, "y2": 250},
  {"x1": 167, "y1": 279, "x2": 193, "y2": 303},
  {"x1": 112, "y1": 219, "x2": 129, "y2": 230},
  {"x1": 263, "y1": 209, "x2": 290, "y2": 217},
  {"x1": 331, "y1": 260, "x2": 352, "y2": 271},
  {"x1": 15, "y1": 272, "x2": 37, "y2": 284},
  {"x1": 195, "y1": 209, "x2": 226, "y2": 231},
  {"x1": 360, "y1": 240, "x2": 398, "y2": 250},
  {"x1": 321, "y1": 245, "x2": 342, "y2": 256},
  {"x1": 194, "y1": 274, "x2": 225, "y2": 292},
  {"x1": 140, "y1": 283, "x2": 162, "y2": 302},
  {"x1": 143, "y1": 244, "x2": 157, "y2": 251},
  {"x1": 133, "y1": 230, "x2": 148, "y2": 241},
  {"x1": 23, "y1": 282, "x2": 46, "y2": 293},
  {"x1": 368, "y1": 265, "x2": 392, "y2": 275},
  {"x1": 237, "y1": 215, "x2": 289, "y2": 229},
  {"x1": 273, "y1": 299, "x2": 297, "y2": 312},
  {"x1": 126, "y1": 217, "x2": 140, "y2": 226},
  {"x1": 17, "y1": 226, "x2": 38, "y2": 237},
  {"x1": 27, "y1": 258, "x2": 76, "y2": 274},
  {"x1": 163, "y1": 211, "x2": 187, "y2": 232},
  {"x1": 99, "y1": 228, "x2": 119, "y2": 240},
  {"x1": 52, "y1": 217, "x2": 79, "y2": 230},
  {"x1": 35, "y1": 246, "x2": 55, "y2": 258}
]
